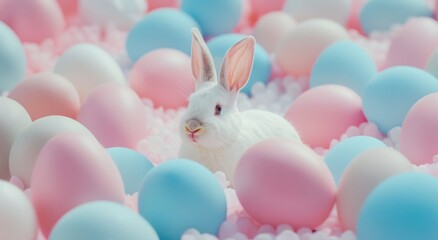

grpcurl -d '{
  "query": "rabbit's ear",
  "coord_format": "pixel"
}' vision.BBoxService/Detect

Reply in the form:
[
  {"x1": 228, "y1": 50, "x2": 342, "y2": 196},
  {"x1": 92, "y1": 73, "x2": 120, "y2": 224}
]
[
  {"x1": 219, "y1": 36, "x2": 255, "y2": 93},
  {"x1": 191, "y1": 28, "x2": 217, "y2": 89}
]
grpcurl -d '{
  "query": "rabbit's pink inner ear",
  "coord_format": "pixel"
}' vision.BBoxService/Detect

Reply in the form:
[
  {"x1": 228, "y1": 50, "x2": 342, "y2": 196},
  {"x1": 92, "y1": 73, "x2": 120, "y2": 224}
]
[
  {"x1": 191, "y1": 39, "x2": 201, "y2": 80},
  {"x1": 220, "y1": 37, "x2": 255, "y2": 92}
]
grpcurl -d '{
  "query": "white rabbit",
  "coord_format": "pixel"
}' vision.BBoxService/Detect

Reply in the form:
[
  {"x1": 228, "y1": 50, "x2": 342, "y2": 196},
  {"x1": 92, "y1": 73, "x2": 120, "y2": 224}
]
[{"x1": 179, "y1": 28, "x2": 301, "y2": 184}]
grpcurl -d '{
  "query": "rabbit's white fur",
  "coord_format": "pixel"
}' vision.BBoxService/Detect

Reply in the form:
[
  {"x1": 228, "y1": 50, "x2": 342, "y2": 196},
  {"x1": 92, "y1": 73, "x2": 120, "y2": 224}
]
[{"x1": 179, "y1": 29, "x2": 300, "y2": 183}]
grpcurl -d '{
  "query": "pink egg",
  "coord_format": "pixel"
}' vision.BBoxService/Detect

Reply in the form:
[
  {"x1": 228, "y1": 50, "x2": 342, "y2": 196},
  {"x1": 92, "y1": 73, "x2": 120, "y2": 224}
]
[
  {"x1": 147, "y1": 0, "x2": 179, "y2": 11},
  {"x1": 346, "y1": 0, "x2": 366, "y2": 32},
  {"x1": 235, "y1": 139, "x2": 336, "y2": 228},
  {"x1": 130, "y1": 48, "x2": 194, "y2": 109},
  {"x1": 337, "y1": 147, "x2": 412, "y2": 230},
  {"x1": 8, "y1": 72, "x2": 80, "y2": 121},
  {"x1": 400, "y1": 93, "x2": 438, "y2": 165},
  {"x1": 234, "y1": 0, "x2": 255, "y2": 31},
  {"x1": 253, "y1": 11, "x2": 296, "y2": 53},
  {"x1": 0, "y1": 0, "x2": 65, "y2": 43},
  {"x1": 31, "y1": 132, "x2": 125, "y2": 237},
  {"x1": 386, "y1": 18, "x2": 438, "y2": 68},
  {"x1": 285, "y1": 85, "x2": 366, "y2": 148},
  {"x1": 56, "y1": 0, "x2": 78, "y2": 17},
  {"x1": 249, "y1": 0, "x2": 285, "y2": 18},
  {"x1": 275, "y1": 19, "x2": 349, "y2": 77},
  {"x1": 77, "y1": 83, "x2": 147, "y2": 149}
]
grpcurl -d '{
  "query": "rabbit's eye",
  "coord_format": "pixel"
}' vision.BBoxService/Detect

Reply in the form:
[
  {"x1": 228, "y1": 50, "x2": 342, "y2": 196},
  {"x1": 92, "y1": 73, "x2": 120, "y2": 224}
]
[{"x1": 215, "y1": 104, "x2": 222, "y2": 116}]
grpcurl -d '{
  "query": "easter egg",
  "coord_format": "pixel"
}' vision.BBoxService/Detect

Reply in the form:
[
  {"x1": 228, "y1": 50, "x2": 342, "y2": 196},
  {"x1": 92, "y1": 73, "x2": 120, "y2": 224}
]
[
  {"x1": 130, "y1": 48, "x2": 194, "y2": 109},
  {"x1": 148, "y1": 0, "x2": 179, "y2": 11},
  {"x1": 234, "y1": 0, "x2": 255, "y2": 32},
  {"x1": 337, "y1": 147, "x2": 413, "y2": 231},
  {"x1": 285, "y1": 85, "x2": 366, "y2": 148},
  {"x1": 126, "y1": 9, "x2": 199, "y2": 61},
  {"x1": 8, "y1": 72, "x2": 80, "y2": 120},
  {"x1": 362, "y1": 66, "x2": 438, "y2": 134},
  {"x1": 275, "y1": 19, "x2": 349, "y2": 77},
  {"x1": 0, "y1": 180, "x2": 37, "y2": 240},
  {"x1": 54, "y1": 44, "x2": 125, "y2": 102},
  {"x1": 359, "y1": 0, "x2": 433, "y2": 35},
  {"x1": 324, "y1": 136, "x2": 386, "y2": 185},
  {"x1": 138, "y1": 159, "x2": 226, "y2": 240},
  {"x1": 31, "y1": 132, "x2": 125, "y2": 237},
  {"x1": 9, "y1": 116, "x2": 94, "y2": 187},
  {"x1": 386, "y1": 18, "x2": 438, "y2": 69},
  {"x1": 310, "y1": 41, "x2": 377, "y2": 95},
  {"x1": 0, "y1": 98, "x2": 31, "y2": 180},
  {"x1": 400, "y1": 93, "x2": 438, "y2": 165},
  {"x1": 357, "y1": 172, "x2": 438, "y2": 240},
  {"x1": 181, "y1": 0, "x2": 242, "y2": 37},
  {"x1": 250, "y1": 0, "x2": 286, "y2": 17},
  {"x1": 235, "y1": 139, "x2": 336, "y2": 228},
  {"x1": 0, "y1": 22, "x2": 26, "y2": 91},
  {"x1": 283, "y1": 0, "x2": 351, "y2": 25},
  {"x1": 0, "y1": 0, "x2": 65, "y2": 43},
  {"x1": 346, "y1": 0, "x2": 366, "y2": 32},
  {"x1": 107, "y1": 147, "x2": 154, "y2": 195},
  {"x1": 425, "y1": 48, "x2": 438, "y2": 78},
  {"x1": 56, "y1": 0, "x2": 78, "y2": 17},
  {"x1": 50, "y1": 201, "x2": 159, "y2": 240},
  {"x1": 207, "y1": 34, "x2": 271, "y2": 95},
  {"x1": 79, "y1": 0, "x2": 147, "y2": 30},
  {"x1": 253, "y1": 12, "x2": 296, "y2": 53},
  {"x1": 77, "y1": 83, "x2": 147, "y2": 149}
]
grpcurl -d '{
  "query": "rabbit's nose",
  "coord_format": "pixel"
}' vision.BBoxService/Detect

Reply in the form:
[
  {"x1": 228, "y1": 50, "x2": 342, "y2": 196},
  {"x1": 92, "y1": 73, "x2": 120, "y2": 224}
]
[{"x1": 186, "y1": 119, "x2": 202, "y2": 132}]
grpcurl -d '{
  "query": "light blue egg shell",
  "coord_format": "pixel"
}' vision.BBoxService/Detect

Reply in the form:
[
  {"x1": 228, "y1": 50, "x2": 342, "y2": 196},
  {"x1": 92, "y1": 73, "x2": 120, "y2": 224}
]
[
  {"x1": 138, "y1": 159, "x2": 226, "y2": 240},
  {"x1": 362, "y1": 66, "x2": 438, "y2": 134},
  {"x1": 50, "y1": 201, "x2": 159, "y2": 240},
  {"x1": 126, "y1": 8, "x2": 199, "y2": 61},
  {"x1": 107, "y1": 147, "x2": 154, "y2": 195},
  {"x1": 310, "y1": 41, "x2": 377, "y2": 95},
  {"x1": 358, "y1": 172, "x2": 438, "y2": 240},
  {"x1": 207, "y1": 34, "x2": 271, "y2": 95},
  {"x1": 181, "y1": 0, "x2": 242, "y2": 37},
  {"x1": 360, "y1": 0, "x2": 433, "y2": 35},
  {"x1": 325, "y1": 136, "x2": 386, "y2": 185},
  {"x1": 0, "y1": 22, "x2": 26, "y2": 91}
]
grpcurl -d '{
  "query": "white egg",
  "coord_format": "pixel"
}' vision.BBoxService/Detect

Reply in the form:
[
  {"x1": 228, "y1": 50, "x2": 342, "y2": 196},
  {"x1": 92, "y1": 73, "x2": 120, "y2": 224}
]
[
  {"x1": 337, "y1": 147, "x2": 413, "y2": 231},
  {"x1": 79, "y1": 0, "x2": 147, "y2": 30},
  {"x1": 283, "y1": 0, "x2": 351, "y2": 25},
  {"x1": 9, "y1": 116, "x2": 95, "y2": 187},
  {"x1": 54, "y1": 44, "x2": 126, "y2": 102},
  {"x1": 253, "y1": 11, "x2": 296, "y2": 53},
  {"x1": 0, "y1": 97, "x2": 31, "y2": 180},
  {"x1": 274, "y1": 19, "x2": 349, "y2": 77},
  {"x1": 0, "y1": 180, "x2": 37, "y2": 240}
]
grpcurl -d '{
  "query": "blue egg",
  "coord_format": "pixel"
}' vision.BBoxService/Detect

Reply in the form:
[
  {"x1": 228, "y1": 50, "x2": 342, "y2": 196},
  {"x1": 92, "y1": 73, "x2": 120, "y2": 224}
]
[
  {"x1": 207, "y1": 34, "x2": 271, "y2": 95},
  {"x1": 126, "y1": 9, "x2": 199, "y2": 61},
  {"x1": 360, "y1": 0, "x2": 433, "y2": 35},
  {"x1": 357, "y1": 172, "x2": 438, "y2": 240},
  {"x1": 138, "y1": 159, "x2": 226, "y2": 240},
  {"x1": 50, "y1": 201, "x2": 159, "y2": 240},
  {"x1": 310, "y1": 41, "x2": 377, "y2": 95},
  {"x1": 325, "y1": 136, "x2": 386, "y2": 185},
  {"x1": 0, "y1": 22, "x2": 26, "y2": 91},
  {"x1": 362, "y1": 66, "x2": 438, "y2": 134},
  {"x1": 181, "y1": 0, "x2": 242, "y2": 37},
  {"x1": 107, "y1": 147, "x2": 154, "y2": 195}
]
